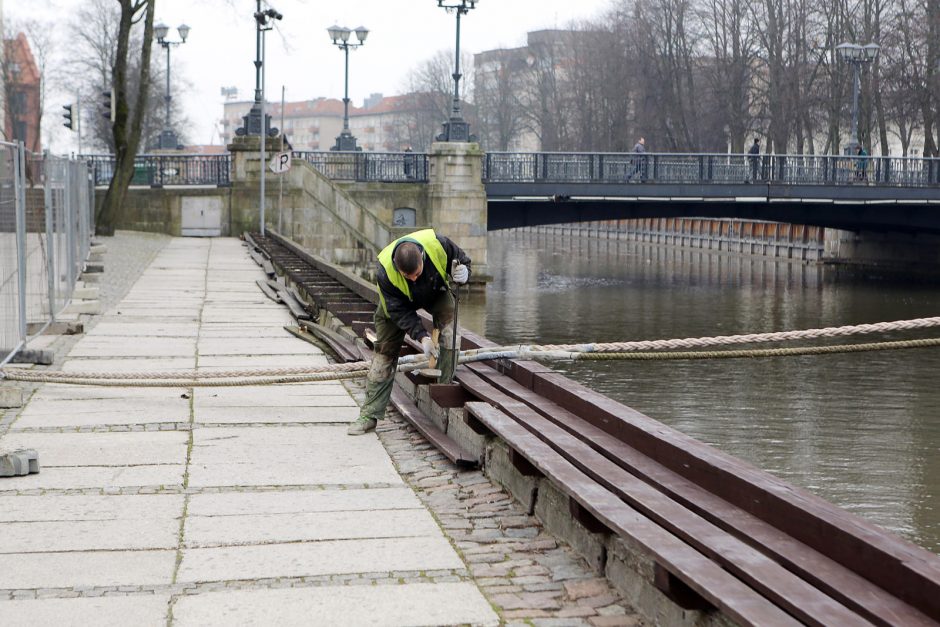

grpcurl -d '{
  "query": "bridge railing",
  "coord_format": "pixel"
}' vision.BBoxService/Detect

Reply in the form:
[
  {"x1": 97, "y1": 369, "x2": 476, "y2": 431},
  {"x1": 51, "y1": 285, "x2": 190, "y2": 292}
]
[
  {"x1": 83, "y1": 154, "x2": 232, "y2": 187},
  {"x1": 293, "y1": 151, "x2": 429, "y2": 183},
  {"x1": 483, "y1": 152, "x2": 940, "y2": 187}
]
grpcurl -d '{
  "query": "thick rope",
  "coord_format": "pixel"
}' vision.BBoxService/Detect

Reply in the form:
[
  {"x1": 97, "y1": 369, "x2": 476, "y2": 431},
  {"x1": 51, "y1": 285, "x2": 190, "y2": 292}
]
[
  {"x1": 1, "y1": 369, "x2": 370, "y2": 387},
  {"x1": 3, "y1": 316, "x2": 939, "y2": 387},
  {"x1": 413, "y1": 315, "x2": 940, "y2": 365}
]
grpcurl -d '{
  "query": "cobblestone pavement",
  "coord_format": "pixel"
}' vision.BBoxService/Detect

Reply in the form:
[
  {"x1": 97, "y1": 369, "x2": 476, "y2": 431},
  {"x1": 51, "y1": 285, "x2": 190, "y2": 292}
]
[{"x1": 345, "y1": 377, "x2": 643, "y2": 625}]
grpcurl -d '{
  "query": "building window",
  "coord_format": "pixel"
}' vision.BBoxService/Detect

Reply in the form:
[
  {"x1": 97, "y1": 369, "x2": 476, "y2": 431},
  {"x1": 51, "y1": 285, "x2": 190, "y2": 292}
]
[{"x1": 13, "y1": 121, "x2": 27, "y2": 142}]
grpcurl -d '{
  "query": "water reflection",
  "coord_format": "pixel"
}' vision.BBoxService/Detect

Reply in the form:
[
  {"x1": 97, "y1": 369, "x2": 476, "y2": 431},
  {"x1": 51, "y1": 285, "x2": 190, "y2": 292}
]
[{"x1": 464, "y1": 229, "x2": 940, "y2": 554}]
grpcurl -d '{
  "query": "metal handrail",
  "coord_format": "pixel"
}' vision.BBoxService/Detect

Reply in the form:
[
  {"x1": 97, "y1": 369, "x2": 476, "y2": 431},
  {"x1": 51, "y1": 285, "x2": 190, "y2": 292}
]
[
  {"x1": 482, "y1": 152, "x2": 940, "y2": 187},
  {"x1": 293, "y1": 151, "x2": 429, "y2": 183},
  {"x1": 82, "y1": 153, "x2": 232, "y2": 187}
]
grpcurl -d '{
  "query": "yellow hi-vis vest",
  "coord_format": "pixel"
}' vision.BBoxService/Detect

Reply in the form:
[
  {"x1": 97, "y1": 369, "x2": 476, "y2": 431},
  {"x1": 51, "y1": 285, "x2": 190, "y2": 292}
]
[{"x1": 377, "y1": 229, "x2": 448, "y2": 317}]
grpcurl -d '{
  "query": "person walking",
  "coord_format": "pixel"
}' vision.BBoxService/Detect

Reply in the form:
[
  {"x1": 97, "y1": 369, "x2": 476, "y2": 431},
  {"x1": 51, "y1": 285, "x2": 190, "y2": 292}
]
[
  {"x1": 855, "y1": 145, "x2": 868, "y2": 182},
  {"x1": 630, "y1": 137, "x2": 647, "y2": 182},
  {"x1": 403, "y1": 145, "x2": 415, "y2": 179},
  {"x1": 748, "y1": 137, "x2": 761, "y2": 182},
  {"x1": 347, "y1": 229, "x2": 471, "y2": 436}
]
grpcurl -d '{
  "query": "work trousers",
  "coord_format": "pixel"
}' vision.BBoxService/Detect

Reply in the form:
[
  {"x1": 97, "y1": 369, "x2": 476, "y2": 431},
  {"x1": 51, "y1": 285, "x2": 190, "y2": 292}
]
[{"x1": 358, "y1": 290, "x2": 457, "y2": 423}]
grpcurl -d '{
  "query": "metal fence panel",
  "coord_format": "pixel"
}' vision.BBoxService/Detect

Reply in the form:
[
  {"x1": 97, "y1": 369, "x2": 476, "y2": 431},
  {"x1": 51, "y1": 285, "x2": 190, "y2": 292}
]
[
  {"x1": 0, "y1": 142, "x2": 26, "y2": 364},
  {"x1": 1, "y1": 149, "x2": 94, "y2": 366}
]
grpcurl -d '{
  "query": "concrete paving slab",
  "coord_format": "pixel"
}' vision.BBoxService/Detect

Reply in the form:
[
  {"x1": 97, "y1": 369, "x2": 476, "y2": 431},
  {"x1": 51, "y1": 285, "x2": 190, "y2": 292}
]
[
  {"x1": 185, "y1": 508, "x2": 440, "y2": 548},
  {"x1": 15, "y1": 397, "x2": 188, "y2": 414},
  {"x1": 193, "y1": 405, "x2": 359, "y2": 424},
  {"x1": 28, "y1": 387, "x2": 188, "y2": 402},
  {"x1": 197, "y1": 326, "x2": 294, "y2": 338},
  {"x1": 195, "y1": 386, "x2": 354, "y2": 406},
  {"x1": 187, "y1": 426, "x2": 399, "y2": 487},
  {"x1": 177, "y1": 536, "x2": 465, "y2": 582},
  {"x1": 62, "y1": 357, "x2": 196, "y2": 373},
  {"x1": 0, "y1": 550, "x2": 176, "y2": 589},
  {"x1": 11, "y1": 400, "x2": 189, "y2": 428},
  {"x1": 85, "y1": 322, "x2": 200, "y2": 337},
  {"x1": 0, "y1": 594, "x2": 171, "y2": 625},
  {"x1": 103, "y1": 308, "x2": 202, "y2": 319},
  {"x1": 0, "y1": 431, "x2": 188, "y2": 466},
  {"x1": 0, "y1": 465, "x2": 185, "y2": 490},
  {"x1": 200, "y1": 310, "x2": 294, "y2": 324},
  {"x1": 0, "y1": 494, "x2": 182, "y2": 522},
  {"x1": 173, "y1": 582, "x2": 498, "y2": 627},
  {"x1": 196, "y1": 354, "x2": 329, "y2": 369},
  {"x1": 0, "y1": 517, "x2": 180, "y2": 552},
  {"x1": 187, "y1": 487, "x2": 420, "y2": 517},
  {"x1": 68, "y1": 337, "x2": 196, "y2": 358},
  {"x1": 197, "y1": 338, "x2": 316, "y2": 356}
]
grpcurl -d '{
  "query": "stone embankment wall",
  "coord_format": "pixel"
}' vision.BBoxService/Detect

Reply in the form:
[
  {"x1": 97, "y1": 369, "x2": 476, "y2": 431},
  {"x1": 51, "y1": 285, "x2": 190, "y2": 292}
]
[{"x1": 529, "y1": 217, "x2": 825, "y2": 262}]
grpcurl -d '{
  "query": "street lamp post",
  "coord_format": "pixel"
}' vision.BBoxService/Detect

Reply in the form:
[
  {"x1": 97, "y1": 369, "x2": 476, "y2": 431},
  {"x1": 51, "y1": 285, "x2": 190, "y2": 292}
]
[
  {"x1": 836, "y1": 42, "x2": 880, "y2": 155},
  {"x1": 435, "y1": 0, "x2": 479, "y2": 142},
  {"x1": 153, "y1": 22, "x2": 190, "y2": 150},
  {"x1": 235, "y1": 1, "x2": 282, "y2": 138},
  {"x1": 328, "y1": 25, "x2": 368, "y2": 152}
]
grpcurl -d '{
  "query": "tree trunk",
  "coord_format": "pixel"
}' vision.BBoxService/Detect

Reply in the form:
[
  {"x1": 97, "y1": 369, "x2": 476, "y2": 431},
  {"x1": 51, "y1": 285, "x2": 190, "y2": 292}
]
[{"x1": 96, "y1": 0, "x2": 155, "y2": 236}]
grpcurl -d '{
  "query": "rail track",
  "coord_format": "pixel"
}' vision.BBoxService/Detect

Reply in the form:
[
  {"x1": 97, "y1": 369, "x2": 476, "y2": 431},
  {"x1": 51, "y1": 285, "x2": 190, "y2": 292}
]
[{"x1": 247, "y1": 229, "x2": 940, "y2": 626}]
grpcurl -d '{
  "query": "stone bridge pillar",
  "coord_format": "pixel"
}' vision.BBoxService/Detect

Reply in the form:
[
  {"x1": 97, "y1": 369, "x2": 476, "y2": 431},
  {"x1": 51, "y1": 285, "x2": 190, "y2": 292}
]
[{"x1": 427, "y1": 142, "x2": 488, "y2": 279}]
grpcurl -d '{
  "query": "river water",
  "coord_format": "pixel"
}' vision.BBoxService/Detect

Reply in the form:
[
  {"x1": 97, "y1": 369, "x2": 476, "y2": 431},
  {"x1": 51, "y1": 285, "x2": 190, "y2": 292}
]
[{"x1": 459, "y1": 229, "x2": 940, "y2": 555}]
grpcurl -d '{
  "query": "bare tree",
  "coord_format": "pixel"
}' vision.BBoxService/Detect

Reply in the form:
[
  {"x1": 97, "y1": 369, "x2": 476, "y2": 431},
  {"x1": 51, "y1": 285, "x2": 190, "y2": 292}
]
[
  {"x1": 473, "y1": 48, "x2": 528, "y2": 150},
  {"x1": 96, "y1": 0, "x2": 156, "y2": 236}
]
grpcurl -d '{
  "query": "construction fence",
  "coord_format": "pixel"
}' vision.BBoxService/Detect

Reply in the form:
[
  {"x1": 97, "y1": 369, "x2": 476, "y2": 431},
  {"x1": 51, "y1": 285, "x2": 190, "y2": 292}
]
[{"x1": 0, "y1": 142, "x2": 94, "y2": 366}]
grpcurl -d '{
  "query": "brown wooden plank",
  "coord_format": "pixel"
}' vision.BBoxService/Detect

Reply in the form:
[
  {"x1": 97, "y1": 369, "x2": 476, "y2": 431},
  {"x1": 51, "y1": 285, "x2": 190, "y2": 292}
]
[
  {"x1": 458, "y1": 369, "x2": 871, "y2": 627},
  {"x1": 464, "y1": 400, "x2": 801, "y2": 627},
  {"x1": 523, "y1": 369, "x2": 940, "y2": 621},
  {"x1": 467, "y1": 362, "x2": 934, "y2": 627},
  {"x1": 285, "y1": 324, "x2": 361, "y2": 363}
]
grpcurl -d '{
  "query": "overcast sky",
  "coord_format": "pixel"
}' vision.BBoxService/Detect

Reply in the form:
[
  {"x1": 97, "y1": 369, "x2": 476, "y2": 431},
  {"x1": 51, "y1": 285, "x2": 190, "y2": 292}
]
[{"x1": 7, "y1": 0, "x2": 614, "y2": 153}]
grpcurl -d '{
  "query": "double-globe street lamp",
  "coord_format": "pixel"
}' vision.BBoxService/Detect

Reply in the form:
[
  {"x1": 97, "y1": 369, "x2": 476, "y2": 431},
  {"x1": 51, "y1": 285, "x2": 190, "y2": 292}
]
[
  {"x1": 153, "y1": 22, "x2": 190, "y2": 149},
  {"x1": 236, "y1": 1, "x2": 282, "y2": 138},
  {"x1": 435, "y1": 0, "x2": 479, "y2": 142},
  {"x1": 836, "y1": 42, "x2": 880, "y2": 155},
  {"x1": 327, "y1": 25, "x2": 368, "y2": 152}
]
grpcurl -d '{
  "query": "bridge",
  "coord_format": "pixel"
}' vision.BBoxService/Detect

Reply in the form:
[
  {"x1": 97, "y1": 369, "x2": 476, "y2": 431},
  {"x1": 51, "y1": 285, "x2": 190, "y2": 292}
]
[{"x1": 86, "y1": 146, "x2": 940, "y2": 272}]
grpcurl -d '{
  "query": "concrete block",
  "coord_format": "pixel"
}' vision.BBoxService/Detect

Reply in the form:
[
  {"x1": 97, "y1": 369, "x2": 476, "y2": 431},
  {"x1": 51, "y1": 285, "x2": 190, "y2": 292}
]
[
  {"x1": 446, "y1": 408, "x2": 491, "y2": 465},
  {"x1": 606, "y1": 537, "x2": 729, "y2": 627},
  {"x1": 0, "y1": 385, "x2": 24, "y2": 408},
  {"x1": 84, "y1": 263, "x2": 104, "y2": 274},
  {"x1": 73, "y1": 286, "x2": 100, "y2": 300},
  {"x1": 484, "y1": 439, "x2": 539, "y2": 515},
  {"x1": 63, "y1": 300, "x2": 101, "y2": 315},
  {"x1": 534, "y1": 479, "x2": 607, "y2": 574},
  {"x1": 80, "y1": 272, "x2": 102, "y2": 283},
  {"x1": 0, "y1": 449, "x2": 39, "y2": 477},
  {"x1": 89, "y1": 244, "x2": 108, "y2": 254}
]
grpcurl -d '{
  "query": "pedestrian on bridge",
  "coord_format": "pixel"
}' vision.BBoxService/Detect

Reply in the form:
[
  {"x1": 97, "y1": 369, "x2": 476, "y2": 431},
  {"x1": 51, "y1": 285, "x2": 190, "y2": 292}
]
[
  {"x1": 748, "y1": 137, "x2": 761, "y2": 182},
  {"x1": 348, "y1": 229, "x2": 471, "y2": 436},
  {"x1": 629, "y1": 137, "x2": 647, "y2": 182}
]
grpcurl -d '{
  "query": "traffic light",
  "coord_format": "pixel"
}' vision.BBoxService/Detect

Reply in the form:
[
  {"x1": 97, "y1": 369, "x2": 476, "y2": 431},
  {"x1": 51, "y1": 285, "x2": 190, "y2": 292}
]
[
  {"x1": 101, "y1": 88, "x2": 115, "y2": 122},
  {"x1": 62, "y1": 104, "x2": 76, "y2": 130}
]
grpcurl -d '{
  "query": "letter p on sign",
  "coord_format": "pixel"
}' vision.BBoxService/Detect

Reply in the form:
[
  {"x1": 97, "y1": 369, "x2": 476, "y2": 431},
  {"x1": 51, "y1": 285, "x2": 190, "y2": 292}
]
[{"x1": 269, "y1": 151, "x2": 292, "y2": 174}]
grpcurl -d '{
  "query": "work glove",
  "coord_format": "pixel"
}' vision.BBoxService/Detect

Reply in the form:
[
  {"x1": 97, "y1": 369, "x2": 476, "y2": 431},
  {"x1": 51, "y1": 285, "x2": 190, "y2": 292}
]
[
  {"x1": 452, "y1": 264, "x2": 469, "y2": 285},
  {"x1": 421, "y1": 336, "x2": 438, "y2": 360}
]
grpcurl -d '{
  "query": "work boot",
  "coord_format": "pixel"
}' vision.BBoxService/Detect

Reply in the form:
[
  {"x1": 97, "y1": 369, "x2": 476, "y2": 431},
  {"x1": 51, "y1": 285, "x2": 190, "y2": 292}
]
[
  {"x1": 347, "y1": 417, "x2": 377, "y2": 436},
  {"x1": 437, "y1": 347, "x2": 457, "y2": 384}
]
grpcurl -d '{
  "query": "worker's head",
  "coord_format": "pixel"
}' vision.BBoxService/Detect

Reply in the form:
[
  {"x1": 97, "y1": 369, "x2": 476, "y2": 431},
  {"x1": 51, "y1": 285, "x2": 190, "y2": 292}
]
[{"x1": 394, "y1": 241, "x2": 424, "y2": 281}]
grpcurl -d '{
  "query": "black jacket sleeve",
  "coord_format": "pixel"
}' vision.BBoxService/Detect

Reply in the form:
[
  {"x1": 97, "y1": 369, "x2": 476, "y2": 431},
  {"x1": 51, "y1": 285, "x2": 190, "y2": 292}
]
[{"x1": 437, "y1": 235, "x2": 472, "y2": 279}]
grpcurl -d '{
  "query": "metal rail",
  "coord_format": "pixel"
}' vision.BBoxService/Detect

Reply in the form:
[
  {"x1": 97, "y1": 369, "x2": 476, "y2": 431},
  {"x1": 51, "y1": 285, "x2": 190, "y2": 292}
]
[
  {"x1": 83, "y1": 154, "x2": 232, "y2": 187},
  {"x1": 245, "y1": 228, "x2": 940, "y2": 625},
  {"x1": 483, "y1": 152, "x2": 940, "y2": 187},
  {"x1": 293, "y1": 151, "x2": 429, "y2": 182}
]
